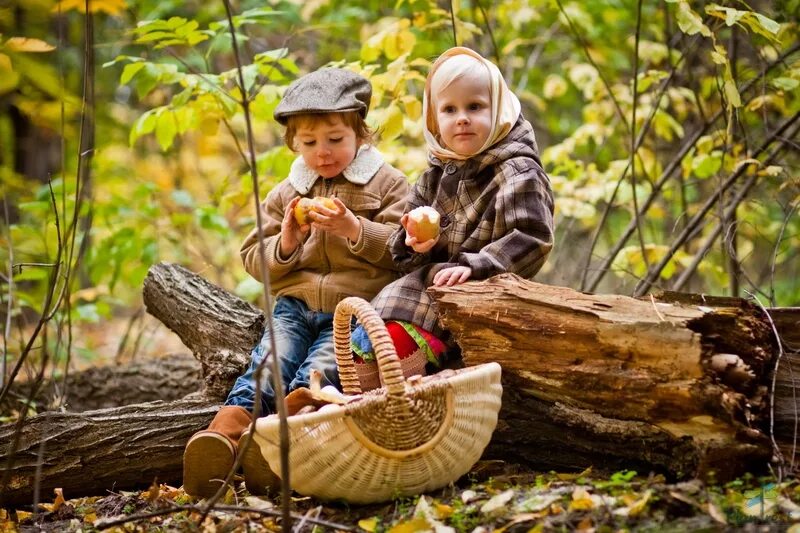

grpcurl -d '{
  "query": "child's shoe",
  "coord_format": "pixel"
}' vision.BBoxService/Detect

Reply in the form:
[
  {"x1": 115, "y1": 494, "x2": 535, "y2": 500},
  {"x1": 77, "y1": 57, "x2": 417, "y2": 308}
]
[
  {"x1": 239, "y1": 428, "x2": 281, "y2": 495},
  {"x1": 183, "y1": 405, "x2": 251, "y2": 498}
]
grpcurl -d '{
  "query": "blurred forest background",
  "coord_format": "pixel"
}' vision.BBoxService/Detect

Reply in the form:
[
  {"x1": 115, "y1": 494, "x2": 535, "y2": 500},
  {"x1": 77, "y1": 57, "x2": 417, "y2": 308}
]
[{"x1": 1, "y1": 0, "x2": 798, "y2": 407}]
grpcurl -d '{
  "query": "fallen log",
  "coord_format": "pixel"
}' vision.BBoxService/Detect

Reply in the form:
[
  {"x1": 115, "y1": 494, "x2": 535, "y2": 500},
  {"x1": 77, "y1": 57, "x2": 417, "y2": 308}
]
[
  {"x1": 430, "y1": 276, "x2": 790, "y2": 478},
  {"x1": 141, "y1": 262, "x2": 265, "y2": 401},
  {"x1": 2, "y1": 263, "x2": 797, "y2": 507},
  {"x1": 0, "y1": 353, "x2": 202, "y2": 415},
  {"x1": 0, "y1": 400, "x2": 216, "y2": 507}
]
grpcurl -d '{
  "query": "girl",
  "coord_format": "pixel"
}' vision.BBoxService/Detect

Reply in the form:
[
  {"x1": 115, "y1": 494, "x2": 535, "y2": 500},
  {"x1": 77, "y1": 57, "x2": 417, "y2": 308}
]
[
  {"x1": 183, "y1": 68, "x2": 409, "y2": 498},
  {"x1": 353, "y1": 47, "x2": 554, "y2": 375}
]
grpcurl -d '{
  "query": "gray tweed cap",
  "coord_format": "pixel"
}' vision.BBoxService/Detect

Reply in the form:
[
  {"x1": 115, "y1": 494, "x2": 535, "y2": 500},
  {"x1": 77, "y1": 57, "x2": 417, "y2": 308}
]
[{"x1": 273, "y1": 68, "x2": 372, "y2": 125}]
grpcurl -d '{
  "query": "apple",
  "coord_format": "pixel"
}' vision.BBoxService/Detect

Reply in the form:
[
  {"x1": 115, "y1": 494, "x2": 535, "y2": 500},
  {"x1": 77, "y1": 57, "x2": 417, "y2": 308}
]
[
  {"x1": 293, "y1": 197, "x2": 338, "y2": 225},
  {"x1": 406, "y1": 206, "x2": 440, "y2": 242}
]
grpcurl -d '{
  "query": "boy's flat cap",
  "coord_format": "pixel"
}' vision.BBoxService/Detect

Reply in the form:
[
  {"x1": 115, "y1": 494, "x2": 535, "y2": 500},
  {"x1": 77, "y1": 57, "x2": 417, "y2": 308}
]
[{"x1": 273, "y1": 68, "x2": 372, "y2": 125}]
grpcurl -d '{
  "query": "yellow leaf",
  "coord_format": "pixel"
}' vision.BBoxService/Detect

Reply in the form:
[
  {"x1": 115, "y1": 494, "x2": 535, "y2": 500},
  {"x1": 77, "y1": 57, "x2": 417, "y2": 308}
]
[
  {"x1": 626, "y1": 489, "x2": 652, "y2": 517},
  {"x1": 434, "y1": 503, "x2": 454, "y2": 518},
  {"x1": 569, "y1": 487, "x2": 595, "y2": 511},
  {"x1": 381, "y1": 103, "x2": 404, "y2": 142},
  {"x1": 543, "y1": 74, "x2": 567, "y2": 99},
  {"x1": 387, "y1": 517, "x2": 431, "y2": 533},
  {"x1": 4, "y1": 37, "x2": 55, "y2": 52},
  {"x1": 52, "y1": 488, "x2": 66, "y2": 512},
  {"x1": 0, "y1": 53, "x2": 11, "y2": 71},
  {"x1": 401, "y1": 96, "x2": 421, "y2": 121},
  {"x1": 144, "y1": 479, "x2": 160, "y2": 502},
  {"x1": 358, "y1": 517, "x2": 379, "y2": 532},
  {"x1": 83, "y1": 512, "x2": 97, "y2": 524},
  {"x1": 723, "y1": 79, "x2": 742, "y2": 107},
  {"x1": 758, "y1": 165, "x2": 783, "y2": 177},
  {"x1": 15, "y1": 510, "x2": 32, "y2": 522}
]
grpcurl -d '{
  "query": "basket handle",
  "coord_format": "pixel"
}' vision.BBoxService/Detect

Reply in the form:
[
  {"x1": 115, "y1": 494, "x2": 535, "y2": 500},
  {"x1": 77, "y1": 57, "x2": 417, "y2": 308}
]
[{"x1": 334, "y1": 297, "x2": 405, "y2": 397}]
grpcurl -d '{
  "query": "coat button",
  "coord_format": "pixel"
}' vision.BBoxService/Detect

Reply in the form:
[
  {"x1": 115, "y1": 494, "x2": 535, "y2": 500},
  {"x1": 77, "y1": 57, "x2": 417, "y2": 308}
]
[{"x1": 445, "y1": 163, "x2": 457, "y2": 174}]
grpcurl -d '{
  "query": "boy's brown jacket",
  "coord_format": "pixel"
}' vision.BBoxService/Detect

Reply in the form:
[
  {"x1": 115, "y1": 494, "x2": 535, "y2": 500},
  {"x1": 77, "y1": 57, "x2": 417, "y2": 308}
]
[{"x1": 240, "y1": 147, "x2": 409, "y2": 313}]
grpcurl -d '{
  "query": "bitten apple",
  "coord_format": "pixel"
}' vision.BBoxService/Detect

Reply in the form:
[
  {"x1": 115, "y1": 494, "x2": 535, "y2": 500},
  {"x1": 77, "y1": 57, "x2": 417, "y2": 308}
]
[
  {"x1": 293, "y1": 197, "x2": 337, "y2": 225},
  {"x1": 406, "y1": 206, "x2": 440, "y2": 242}
]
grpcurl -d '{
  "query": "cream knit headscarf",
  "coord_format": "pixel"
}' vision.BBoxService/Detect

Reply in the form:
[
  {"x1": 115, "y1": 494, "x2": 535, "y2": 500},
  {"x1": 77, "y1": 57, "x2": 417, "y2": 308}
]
[{"x1": 423, "y1": 47, "x2": 521, "y2": 161}]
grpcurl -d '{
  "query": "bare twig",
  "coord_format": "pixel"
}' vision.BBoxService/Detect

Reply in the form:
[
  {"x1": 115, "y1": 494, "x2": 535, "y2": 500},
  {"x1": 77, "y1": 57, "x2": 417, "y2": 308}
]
[
  {"x1": 628, "y1": 0, "x2": 650, "y2": 275},
  {"x1": 583, "y1": 41, "x2": 800, "y2": 293},
  {"x1": 769, "y1": 200, "x2": 799, "y2": 305},
  {"x1": 449, "y1": 0, "x2": 458, "y2": 47},
  {"x1": 634, "y1": 113, "x2": 800, "y2": 296},
  {"x1": 95, "y1": 503, "x2": 355, "y2": 531},
  {"x1": 745, "y1": 291, "x2": 786, "y2": 481},
  {"x1": 201, "y1": 3, "x2": 291, "y2": 531},
  {"x1": 474, "y1": 0, "x2": 500, "y2": 66},
  {"x1": 553, "y1": 0, "x2": 630, "y2": 136}
]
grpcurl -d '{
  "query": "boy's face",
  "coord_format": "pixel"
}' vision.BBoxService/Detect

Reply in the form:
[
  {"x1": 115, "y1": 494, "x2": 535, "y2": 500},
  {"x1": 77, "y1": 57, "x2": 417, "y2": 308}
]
[
  {"x1": 434, "y1": 72, "x2": 492, "y2": 156},
  {"x1": 293, "y1": 115, "x2": 359, "y2": 179}
]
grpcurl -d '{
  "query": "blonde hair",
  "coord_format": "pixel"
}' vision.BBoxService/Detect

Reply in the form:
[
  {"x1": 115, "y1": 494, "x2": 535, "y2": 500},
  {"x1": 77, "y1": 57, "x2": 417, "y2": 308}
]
[
  {"x1": 428, "y1": 54, "x2": 491, "y2": 122},
  {"x1": 284, "y1": 111, "x2": 374, "y2": 151}
]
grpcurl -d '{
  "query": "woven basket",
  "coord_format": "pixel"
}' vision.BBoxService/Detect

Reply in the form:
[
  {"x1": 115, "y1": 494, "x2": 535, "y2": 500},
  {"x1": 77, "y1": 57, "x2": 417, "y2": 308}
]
[{"x1": 253, "y1": 296, "x2": 502, "y2": 504}]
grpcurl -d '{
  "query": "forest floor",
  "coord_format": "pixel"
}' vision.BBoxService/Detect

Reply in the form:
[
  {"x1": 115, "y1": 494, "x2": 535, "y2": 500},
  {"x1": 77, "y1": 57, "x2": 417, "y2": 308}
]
[
  {"x1": 7, "y1": 461, "x2": 800, "y2": 532},
  {"x1": 4, "y1": 315, "x2": 800, "y2": 532}
]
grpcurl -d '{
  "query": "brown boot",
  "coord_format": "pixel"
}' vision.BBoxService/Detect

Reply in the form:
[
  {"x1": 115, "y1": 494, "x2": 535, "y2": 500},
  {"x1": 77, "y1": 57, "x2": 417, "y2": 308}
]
[
  {"x1": 239, "y1": 428, "x2": 281, "y2": 495},
  {"x1": 183, "y1": 405, "x2": 251, "y2": 498}
]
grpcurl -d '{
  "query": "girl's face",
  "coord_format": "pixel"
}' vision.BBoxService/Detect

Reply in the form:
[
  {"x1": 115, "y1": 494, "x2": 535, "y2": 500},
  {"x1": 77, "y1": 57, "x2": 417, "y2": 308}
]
[
  {"x1": 294, "y1": 116, "x2": 359, "y2": 178},
  {"x1": 434, "y1": 72, "x2": 492, "y2": 156}
]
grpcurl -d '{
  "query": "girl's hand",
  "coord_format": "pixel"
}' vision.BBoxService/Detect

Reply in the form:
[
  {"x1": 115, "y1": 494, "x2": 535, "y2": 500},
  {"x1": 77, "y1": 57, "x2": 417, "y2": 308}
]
[
  {"x1": 433, "y1": 266, "x2": 472, "y2": 286},
  {"x1": 401, "y1": 213, "x2": 438, "y2": 253},
  {"x1": 309, "y1": 197, "x2": 361, "y2": 242},
  {"x1": 279, "y1": 197, "x2": 310, "y2": 258}
]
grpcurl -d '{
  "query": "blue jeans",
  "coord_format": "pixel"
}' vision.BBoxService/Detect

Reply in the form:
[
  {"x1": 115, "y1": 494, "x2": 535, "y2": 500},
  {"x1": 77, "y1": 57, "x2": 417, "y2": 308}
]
[{"x1": 225, "y1": 296, "x2": 340, "y2": 414}]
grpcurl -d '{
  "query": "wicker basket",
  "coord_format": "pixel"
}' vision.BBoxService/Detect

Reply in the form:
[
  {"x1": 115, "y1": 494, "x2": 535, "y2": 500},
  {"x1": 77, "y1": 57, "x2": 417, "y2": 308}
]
[{"x1": 252, "y1": 296, "x2": 502, "y2": 504}]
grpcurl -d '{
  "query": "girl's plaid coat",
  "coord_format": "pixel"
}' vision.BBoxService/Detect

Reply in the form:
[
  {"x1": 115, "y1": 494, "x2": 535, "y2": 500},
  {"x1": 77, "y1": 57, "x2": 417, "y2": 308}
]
[{"x1": 372, "y1": 116, "x2": 555, "y2": 338}]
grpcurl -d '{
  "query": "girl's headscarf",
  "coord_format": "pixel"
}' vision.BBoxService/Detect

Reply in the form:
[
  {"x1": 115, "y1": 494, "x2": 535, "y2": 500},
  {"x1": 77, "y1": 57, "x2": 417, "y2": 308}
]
[{"x1": 423, "y1": 47, "x2": 521, "y2": 161}]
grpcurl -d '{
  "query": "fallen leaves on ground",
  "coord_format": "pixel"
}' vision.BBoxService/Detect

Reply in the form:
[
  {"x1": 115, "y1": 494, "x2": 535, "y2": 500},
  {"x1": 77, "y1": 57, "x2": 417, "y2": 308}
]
[{"x1": 4, "y1": 464, "x2": 800, "y2": 532}]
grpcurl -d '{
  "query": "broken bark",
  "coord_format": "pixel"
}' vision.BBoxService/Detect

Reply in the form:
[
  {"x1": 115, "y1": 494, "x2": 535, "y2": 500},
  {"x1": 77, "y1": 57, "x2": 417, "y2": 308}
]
[{"x1": 2, "y1": 263, "x2": 797, "y2": 507}]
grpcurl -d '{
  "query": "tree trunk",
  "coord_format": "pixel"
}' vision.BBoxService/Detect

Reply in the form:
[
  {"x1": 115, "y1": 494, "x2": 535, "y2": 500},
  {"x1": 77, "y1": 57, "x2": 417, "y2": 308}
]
[{"x1": 2, "y1": 263, "x2": 797, "y2": 507}]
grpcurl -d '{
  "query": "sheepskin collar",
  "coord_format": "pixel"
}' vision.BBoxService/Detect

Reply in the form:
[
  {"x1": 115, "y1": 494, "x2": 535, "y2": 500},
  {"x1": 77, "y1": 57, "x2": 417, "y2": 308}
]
[{"x1": 288, "y1": 144, "x2": 384, "y2": 194}]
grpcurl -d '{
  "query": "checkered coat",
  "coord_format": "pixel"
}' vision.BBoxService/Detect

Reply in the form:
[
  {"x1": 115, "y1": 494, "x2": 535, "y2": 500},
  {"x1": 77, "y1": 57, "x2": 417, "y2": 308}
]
[{"x1": 371, "y1": 116, "x2": 554, "y2": 337}]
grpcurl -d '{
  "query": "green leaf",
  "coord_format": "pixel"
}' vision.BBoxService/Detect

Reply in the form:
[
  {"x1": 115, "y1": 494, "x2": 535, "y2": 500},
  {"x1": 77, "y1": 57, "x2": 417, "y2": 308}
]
[
  {"x1": 692, "y1": 151, "x2": 723, "y2": 178},
  {"x1": 129, "y1": 109, "x2": 158, "y2": 146},
  {"x1": 771, "y1": 77, "x2": 798, "y2": 91},
  {"x1": 753, "y1": 13, "x2": 780, "y2": 35},
  {"x1": 155, "y1": 110, "x2": 177, "y2": 151},
  {"x1": 723, "y1": 79, "x2": 742, "y2": 107},
  {"x1": 675, "y1": 3, "x2": 711, "y2": 37},
  {"x1": 120, "y1": 62, "x2": 145, "y2": 85},
  {"x1": 134, "y1": 63, "x2": 160, "y2": 98}
]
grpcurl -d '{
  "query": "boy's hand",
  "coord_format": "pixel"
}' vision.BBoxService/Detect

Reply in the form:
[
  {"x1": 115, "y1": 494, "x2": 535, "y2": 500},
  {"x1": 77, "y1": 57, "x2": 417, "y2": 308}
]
[
  {"x1": 433, "y1": 266, "x2": 472, "y2": 286},
  {"x1": 309, "y1": 197, "x2": 361, "y2": 242},
  {"x1": 401, "y1": 213, "x2": 437, "y2": 253},
  {"x1": 279, "y1": 197, "x2": 311, "y2": 258}
]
